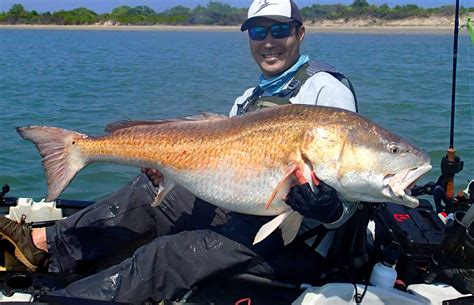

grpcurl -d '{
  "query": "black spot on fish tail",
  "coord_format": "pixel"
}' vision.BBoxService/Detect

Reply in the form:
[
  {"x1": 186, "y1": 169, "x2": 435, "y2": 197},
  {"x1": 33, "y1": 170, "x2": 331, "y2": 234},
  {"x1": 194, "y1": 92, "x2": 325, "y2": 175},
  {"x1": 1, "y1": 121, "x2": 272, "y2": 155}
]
[{"x1": 16, "y1": 126, "x2": 88, "y2": 201}]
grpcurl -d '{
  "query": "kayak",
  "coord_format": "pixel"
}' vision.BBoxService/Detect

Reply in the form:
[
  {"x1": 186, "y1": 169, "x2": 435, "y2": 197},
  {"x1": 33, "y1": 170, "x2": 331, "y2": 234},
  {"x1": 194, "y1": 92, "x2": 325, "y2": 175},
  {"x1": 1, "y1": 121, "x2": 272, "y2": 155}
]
[{"x1": 0, "y1": 178, "x2": 472, "y2": 305}]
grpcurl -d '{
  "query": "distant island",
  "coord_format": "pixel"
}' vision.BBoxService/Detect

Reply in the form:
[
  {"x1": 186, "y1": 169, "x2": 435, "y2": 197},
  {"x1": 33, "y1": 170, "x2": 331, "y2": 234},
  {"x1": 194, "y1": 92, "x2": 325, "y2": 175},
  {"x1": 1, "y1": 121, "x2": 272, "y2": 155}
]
[{"x1": 0, "y1": 1, "x2": 473, "y2": 27}]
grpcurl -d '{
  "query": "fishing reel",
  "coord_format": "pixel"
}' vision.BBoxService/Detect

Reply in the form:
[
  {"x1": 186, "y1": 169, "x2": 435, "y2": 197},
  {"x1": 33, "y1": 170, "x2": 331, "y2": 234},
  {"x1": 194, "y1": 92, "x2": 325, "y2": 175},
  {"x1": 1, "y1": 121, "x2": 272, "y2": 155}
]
[
  {"x1": 410, "y1": 156, "x2": 467, "y2": 214},
  {"x1": 458, "y1": 179, "x2": 474, "y2": 206}
]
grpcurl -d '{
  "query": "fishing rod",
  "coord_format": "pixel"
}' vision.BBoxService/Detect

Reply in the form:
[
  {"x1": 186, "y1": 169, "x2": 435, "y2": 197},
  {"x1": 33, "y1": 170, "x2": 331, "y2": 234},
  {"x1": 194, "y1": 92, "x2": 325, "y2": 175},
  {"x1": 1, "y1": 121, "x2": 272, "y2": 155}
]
[
  {"x1": 423, "y1": 0, "x2": 474, "y2": 287},
  {"x1": 440, "y1": 0, "x2": 464, "y2": 202}
]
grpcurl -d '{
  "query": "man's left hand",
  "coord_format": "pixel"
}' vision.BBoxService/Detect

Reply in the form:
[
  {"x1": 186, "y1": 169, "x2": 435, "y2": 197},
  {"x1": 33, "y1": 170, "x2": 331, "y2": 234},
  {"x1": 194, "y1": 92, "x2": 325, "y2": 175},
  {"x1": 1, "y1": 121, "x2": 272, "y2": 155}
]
[{"x1": 286, "y1": 181, "x2": 343, "y2": 223}]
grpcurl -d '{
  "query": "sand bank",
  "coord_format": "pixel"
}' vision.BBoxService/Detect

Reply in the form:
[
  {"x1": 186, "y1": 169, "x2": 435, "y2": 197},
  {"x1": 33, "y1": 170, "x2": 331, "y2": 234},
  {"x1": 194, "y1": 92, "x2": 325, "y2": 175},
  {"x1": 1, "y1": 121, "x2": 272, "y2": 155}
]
[{"x1": 0, "y1": 15, "x2": 471, "y2": 35}]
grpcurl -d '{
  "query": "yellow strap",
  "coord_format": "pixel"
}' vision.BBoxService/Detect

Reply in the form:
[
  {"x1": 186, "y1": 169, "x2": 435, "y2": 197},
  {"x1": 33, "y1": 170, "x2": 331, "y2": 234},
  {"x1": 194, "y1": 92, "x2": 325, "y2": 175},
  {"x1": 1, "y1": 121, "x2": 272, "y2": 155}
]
[{"x1": 468, "y1": 17, "x2": 474, "y2": 44}]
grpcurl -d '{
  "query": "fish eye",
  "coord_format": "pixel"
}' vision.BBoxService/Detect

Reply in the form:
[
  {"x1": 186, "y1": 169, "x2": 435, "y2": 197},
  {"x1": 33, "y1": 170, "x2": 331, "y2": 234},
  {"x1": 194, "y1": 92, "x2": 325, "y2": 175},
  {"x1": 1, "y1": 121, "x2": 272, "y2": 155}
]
[{"x1": 388, "y1": 144, "x2": 400, "y2": 154}]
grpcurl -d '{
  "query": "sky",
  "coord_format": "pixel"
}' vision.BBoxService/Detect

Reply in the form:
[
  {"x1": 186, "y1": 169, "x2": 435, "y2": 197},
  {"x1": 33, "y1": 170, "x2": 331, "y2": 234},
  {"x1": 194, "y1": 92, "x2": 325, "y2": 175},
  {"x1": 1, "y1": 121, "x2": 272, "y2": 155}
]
[{"x1": 0, "y1": 0, "x2": 469, "y2": 14}]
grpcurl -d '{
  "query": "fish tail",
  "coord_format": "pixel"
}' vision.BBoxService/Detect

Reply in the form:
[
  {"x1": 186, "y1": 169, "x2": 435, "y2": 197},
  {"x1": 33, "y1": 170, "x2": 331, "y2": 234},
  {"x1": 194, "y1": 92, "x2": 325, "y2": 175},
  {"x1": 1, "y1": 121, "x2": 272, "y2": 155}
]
[{"x1": 17, "y1": 126, "x2": 89, "y2": 201}]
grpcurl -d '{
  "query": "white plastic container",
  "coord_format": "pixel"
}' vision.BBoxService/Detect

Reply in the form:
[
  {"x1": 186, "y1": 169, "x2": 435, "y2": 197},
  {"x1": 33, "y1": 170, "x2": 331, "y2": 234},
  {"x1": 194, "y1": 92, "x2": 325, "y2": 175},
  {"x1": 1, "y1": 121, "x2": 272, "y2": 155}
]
[
  {"x1": 369, "y1": 262, "x2": 397, "y2": 289},
  {"x1": 407, "y1": 283, "x2": 472, "y2": 303},
  {"x1": 6, "y1": 198, "x2": 63, "y2": 222},
  {"x1": 292, "y1": 283, "x2": 427, "y2": 305},
  {"x1": 0, "y1": 292, "x2": 34, "y2": 302}
]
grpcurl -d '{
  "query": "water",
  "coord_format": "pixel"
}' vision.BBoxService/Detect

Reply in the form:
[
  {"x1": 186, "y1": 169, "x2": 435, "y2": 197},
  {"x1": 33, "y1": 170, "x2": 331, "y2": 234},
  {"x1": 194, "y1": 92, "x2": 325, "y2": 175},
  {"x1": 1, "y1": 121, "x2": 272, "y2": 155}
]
[{"x1": 0, "y1": 28, "x2": 473, "y2": 201}]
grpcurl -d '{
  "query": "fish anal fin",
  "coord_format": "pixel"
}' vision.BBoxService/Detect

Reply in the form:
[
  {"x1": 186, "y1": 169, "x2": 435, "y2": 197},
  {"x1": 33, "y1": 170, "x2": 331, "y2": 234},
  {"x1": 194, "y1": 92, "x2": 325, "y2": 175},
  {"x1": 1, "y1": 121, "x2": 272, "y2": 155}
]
[{"x1": 151, "y1": 179, "x2": 176, "y2": 206}]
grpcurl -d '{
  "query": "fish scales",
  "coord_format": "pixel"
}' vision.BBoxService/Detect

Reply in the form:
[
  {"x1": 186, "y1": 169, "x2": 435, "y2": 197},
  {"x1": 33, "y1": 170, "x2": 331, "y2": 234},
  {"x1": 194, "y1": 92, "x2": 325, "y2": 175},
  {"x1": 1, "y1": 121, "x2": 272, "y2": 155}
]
[
  {"x1": 61, "y1": 110, "x2": 313, "y2": 215},
  {"x1": 77, "y1": 107, "x2": 316, "y2": 172},
  {"x1": 74, "y1": 116, "x2": 306, "y2": 214}
]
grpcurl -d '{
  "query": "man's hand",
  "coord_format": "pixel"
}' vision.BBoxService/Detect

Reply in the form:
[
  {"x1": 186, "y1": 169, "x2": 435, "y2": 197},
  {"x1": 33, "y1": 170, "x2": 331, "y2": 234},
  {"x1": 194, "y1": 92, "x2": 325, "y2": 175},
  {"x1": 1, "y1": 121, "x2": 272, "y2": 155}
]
[
  {"x1": 141, "y1": 168, "x2": 163, "y2": 187},
  {"x1": 286, "y1": 181, "x2": 343, "y2": 223}
]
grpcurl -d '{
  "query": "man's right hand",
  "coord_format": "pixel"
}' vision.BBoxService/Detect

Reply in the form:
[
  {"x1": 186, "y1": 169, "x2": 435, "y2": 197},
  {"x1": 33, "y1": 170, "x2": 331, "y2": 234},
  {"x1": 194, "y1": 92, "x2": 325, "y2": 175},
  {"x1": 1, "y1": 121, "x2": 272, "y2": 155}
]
[{"x1": 141, "y1": 168, "x2": 163, "y2": 187}]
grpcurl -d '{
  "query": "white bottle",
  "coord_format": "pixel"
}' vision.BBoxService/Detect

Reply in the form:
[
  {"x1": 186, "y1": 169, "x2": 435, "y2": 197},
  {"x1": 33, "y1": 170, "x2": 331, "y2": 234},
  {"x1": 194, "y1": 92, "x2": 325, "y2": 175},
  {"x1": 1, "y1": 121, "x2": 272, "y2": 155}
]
[{"x1": 369, "y1": 261, "x2": 397, "y2": 288}]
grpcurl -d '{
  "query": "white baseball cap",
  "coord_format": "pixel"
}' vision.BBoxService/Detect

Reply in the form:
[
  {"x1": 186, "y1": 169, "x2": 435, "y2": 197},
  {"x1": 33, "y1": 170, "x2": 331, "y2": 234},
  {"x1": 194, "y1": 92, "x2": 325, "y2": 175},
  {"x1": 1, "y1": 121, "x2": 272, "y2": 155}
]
[{"x1": 241, "y1": 0, "x2": 303, "y2": 31}]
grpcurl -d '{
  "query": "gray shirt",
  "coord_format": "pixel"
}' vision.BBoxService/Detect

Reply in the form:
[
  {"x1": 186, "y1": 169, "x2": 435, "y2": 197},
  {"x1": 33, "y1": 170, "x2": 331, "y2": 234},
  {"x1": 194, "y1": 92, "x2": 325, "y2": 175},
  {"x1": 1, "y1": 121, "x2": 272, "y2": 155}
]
[{"x1": 229, "y1": 71, "x2": 357, "y2": 117}]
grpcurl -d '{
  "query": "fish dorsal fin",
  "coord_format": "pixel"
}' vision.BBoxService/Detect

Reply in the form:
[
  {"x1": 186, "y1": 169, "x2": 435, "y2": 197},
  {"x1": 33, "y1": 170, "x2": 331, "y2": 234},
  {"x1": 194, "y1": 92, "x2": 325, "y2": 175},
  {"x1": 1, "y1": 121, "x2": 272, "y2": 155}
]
[
  {"x1": 105, "y1": 120, "x2": 169, "y2": 132},
  {"x1": 151, "y1": 178, "x2": 176, "y2": 207},
  {"x1": 200, "y1": 112, "x2": 228, "y2": 120},
  {"x1": 105, "y1": 113, "x2": 228, "y2": 133}
]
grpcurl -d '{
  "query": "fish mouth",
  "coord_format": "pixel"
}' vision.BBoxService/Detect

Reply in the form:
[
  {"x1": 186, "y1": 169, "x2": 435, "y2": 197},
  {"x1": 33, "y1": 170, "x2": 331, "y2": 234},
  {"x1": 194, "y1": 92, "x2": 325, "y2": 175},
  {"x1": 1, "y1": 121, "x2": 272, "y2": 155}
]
[{"x1": 382, "y1": 164, "x2": 432, "y2": 207}]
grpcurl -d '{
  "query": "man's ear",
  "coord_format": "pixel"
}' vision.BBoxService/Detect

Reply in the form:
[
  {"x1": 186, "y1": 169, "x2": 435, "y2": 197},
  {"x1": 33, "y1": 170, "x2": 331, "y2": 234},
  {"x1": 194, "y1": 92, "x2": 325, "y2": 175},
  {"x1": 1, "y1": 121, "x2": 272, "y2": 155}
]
[{"x1": 298, "y1": 26, "x2": 305, "y2": 43}]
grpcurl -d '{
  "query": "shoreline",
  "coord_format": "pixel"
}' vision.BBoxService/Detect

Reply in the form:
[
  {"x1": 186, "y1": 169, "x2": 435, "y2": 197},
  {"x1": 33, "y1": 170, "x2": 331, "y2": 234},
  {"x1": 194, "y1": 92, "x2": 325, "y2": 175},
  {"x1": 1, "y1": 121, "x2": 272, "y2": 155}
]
[
  {"x1": 0, "y1": 24, "x2": 458, "y2": 34},
  {"x1": 1, "y1": 14, "x2": 471, "y2": 34}
]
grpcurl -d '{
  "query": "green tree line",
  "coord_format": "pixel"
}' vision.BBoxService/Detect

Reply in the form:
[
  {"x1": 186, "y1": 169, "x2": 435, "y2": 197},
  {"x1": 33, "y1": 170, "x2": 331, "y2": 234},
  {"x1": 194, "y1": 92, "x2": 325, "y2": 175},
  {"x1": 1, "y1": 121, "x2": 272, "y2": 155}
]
[{"x1": 0, "y1": 1, "x2": 473, "y2": 25}]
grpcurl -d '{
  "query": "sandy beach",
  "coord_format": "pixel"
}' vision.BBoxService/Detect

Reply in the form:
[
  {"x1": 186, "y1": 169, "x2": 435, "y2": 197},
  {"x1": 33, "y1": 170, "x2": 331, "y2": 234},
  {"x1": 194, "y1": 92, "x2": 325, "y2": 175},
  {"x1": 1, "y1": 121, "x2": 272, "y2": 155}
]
[{"x1": 0, "y1": 15, "x2": 471, "y2": 34}]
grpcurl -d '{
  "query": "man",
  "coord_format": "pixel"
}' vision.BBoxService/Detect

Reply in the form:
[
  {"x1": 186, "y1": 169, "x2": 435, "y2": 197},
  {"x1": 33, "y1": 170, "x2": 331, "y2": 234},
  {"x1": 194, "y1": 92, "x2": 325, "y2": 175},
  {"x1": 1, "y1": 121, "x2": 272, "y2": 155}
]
[{"x1": 0, "y1": 0, "x2": 357, "y2": 303}]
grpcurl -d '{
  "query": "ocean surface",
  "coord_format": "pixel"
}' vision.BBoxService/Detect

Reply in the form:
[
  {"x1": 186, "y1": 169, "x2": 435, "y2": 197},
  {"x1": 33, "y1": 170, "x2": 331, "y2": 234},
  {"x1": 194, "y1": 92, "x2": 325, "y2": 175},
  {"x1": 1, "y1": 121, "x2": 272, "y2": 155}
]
[{"x1": 0, "y1": 28, "x2": 473, "y2": 202}]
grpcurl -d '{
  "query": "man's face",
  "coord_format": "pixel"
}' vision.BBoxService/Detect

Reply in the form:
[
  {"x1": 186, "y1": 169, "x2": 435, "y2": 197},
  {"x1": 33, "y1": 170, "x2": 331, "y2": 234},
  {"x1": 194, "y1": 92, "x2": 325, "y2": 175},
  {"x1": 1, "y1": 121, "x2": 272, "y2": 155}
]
[{"x1": 248, "y1": 18, "x2": 305, "y2": 79}]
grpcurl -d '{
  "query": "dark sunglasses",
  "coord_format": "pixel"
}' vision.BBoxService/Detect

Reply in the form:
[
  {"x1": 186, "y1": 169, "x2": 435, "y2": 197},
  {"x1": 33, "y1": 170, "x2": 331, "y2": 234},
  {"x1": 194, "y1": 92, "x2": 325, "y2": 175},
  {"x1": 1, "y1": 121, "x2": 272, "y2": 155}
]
[{"x1": 248, "y1": 23, "x2": 294, "y2": 41}]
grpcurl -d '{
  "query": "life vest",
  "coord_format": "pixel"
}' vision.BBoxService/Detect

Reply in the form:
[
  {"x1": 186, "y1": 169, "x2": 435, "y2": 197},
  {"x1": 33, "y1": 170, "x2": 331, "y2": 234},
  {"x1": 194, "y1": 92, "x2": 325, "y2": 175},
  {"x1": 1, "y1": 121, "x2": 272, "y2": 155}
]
[{"x1": 236, "y1": 61, "x2": 358, "y2": 115}]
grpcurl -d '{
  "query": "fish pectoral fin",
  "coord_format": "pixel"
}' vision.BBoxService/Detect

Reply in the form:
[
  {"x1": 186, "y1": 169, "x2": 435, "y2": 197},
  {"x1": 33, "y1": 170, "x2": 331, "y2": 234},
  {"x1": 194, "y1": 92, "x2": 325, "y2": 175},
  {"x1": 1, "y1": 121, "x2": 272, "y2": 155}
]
[
  {"x1": 254, "y1": 211, "x2": 291, "y2": 245},
  {"x1": 253, "y1": 211, "x2": 303, "y2": 245},
  {"x1": 151, "y1": 179, "x2": 176, "y2": 206},
  {"x1": 265, "y1": 164, "x2": 300, "y2": 209}
]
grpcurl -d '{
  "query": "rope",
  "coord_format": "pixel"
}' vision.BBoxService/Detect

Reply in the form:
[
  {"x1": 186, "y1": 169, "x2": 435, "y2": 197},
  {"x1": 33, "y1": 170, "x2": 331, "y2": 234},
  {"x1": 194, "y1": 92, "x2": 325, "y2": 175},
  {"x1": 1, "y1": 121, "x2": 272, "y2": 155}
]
[
  {"x1": 234, "y1": 298, "x2": 252, "y2": 305},
  {"x1": 352, "y1": 282, "x2": 368, "y2": 305}
]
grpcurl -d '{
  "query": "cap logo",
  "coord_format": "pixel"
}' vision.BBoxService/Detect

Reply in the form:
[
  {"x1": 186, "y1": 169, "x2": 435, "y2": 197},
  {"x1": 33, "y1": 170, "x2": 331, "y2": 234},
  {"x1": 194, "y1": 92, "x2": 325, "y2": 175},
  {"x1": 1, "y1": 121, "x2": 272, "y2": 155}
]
[{"x1": 254, "y1": 0, "x2": 275, "y2": 14}]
